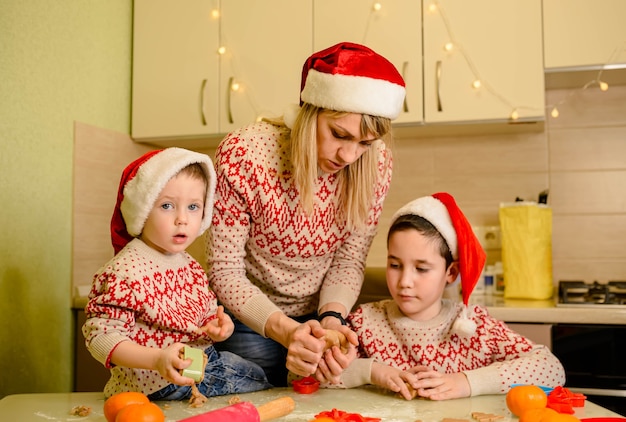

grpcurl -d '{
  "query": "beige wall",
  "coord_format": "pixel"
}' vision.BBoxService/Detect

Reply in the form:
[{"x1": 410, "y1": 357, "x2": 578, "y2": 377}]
[
  {"x1": 0, "y1": 1, "x2": 131, "y2": 397},
  {"x1": 366, "y1": 85, "x2": 626, "y2": 286}
]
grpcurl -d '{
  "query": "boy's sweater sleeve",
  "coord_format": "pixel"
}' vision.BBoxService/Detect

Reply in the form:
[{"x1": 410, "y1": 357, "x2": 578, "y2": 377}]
[
  {"x1": 465, "y1": 309, "x2": 566, "y2": 395},
  {"x1": 338, "y1": 358, "x2": 375, "y2": 388}
]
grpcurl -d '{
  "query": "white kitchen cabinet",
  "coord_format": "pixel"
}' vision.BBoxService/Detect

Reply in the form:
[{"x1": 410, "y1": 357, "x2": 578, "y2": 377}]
[
  {"x1": 218, "y1": 0, "x2": 312, "y2": 134},
  {"x1": 132, "y1": 0, "x2": 220, "y2": 142},
  {"x1": 422, "y1": 0, "x2": 545, "y2": 124},
  {"x1": 314, "y1": 0, "x2": 544, "y2": 126},
  {"x1": 543, "y1": 0, "x2": 626, "y2": 70},
  {"x1": 313, "y1": 0, "x2": 423, "y2": 126},
  {"x1": 132, "y1": 0, "x2": 312, "y2": 146}
]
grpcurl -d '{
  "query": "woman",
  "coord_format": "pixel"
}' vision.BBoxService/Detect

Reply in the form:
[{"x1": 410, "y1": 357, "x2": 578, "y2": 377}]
[{"x1": 206, "y1": 42, "x2": 406, "y2": 386}]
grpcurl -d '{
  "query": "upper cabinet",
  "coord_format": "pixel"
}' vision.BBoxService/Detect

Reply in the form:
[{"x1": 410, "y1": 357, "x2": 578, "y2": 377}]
[
  {"x1": 132, "y1": 0, "x2": 311, "y2": 145},
  {"x1": 314, "y1": 0, "x2": 544, "y2": 127},
  {"x1": 132, "y1": 0, "x2": 220, "y2": 141},
  {"x1": 543, "y1": 0, "x2": 626, "y2": 70},
  {"x1": 422, "y1": 0, "x2": 544, "y2": 124},
  {"x1": 218, "y1": 1, "x2": 312, "y2": 134},
  {"x1": 132, "y1": 0, "x2": 546, "y2": 147},
  {"x1": 313, "y1": 0, "x2": 424, "y2": 126}
]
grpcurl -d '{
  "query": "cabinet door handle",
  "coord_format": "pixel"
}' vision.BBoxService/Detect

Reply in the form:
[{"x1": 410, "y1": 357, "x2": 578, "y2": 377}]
[
  {"x1": 401, "y1": 61, "x2": 409, "y2": 113},
  {"x1": 200, "y1": 79, "x2": 207, "y2": 126},
  {"x1": 436, "y1": 60, "x2": 443, "y2": 112},
  {"x1": 227, "y1": 76, "x2": 234, "y2": 124}
]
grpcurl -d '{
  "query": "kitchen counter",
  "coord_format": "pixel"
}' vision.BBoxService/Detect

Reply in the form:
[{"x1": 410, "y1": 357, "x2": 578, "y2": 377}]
[
  {"x1": 469, "y1": 295, "x2": 626, "y2": 325},
  {"x1": 0, "y1": 387, "x2": 622, "y2": 422}
]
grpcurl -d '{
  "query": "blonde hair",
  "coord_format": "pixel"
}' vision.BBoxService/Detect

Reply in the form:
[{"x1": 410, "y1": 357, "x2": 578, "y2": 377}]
[{"x1": 264, "y1": 104, "x2": 392, "y2": 231}]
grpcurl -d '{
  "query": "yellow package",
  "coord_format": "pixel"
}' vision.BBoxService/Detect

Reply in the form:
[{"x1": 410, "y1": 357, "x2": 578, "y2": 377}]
[{"x1": 499, "y1": 202, "x2": 553, "y2": 300}]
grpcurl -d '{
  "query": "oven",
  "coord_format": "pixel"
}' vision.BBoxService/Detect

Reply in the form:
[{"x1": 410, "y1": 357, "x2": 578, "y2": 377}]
[{"x1": 553, "y1": 281, "x2": 626, "y2": 416}]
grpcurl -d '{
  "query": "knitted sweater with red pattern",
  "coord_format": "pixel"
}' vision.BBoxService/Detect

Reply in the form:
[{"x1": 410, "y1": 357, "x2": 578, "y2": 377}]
[
  {"x1": 339, "y1": 299, "x2": 566, "y2": 395},
  {"x1": 83, "y1": 239, "x2": 217, "y2": 397},
  {"x1": 207, "y1": 122, "x2": 391, "y2": 335}
]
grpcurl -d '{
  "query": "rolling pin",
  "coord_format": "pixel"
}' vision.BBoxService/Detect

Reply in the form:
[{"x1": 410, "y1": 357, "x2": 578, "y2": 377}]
[{"x1": 178, "y1": 396, "x2": 295, "y2": 422}]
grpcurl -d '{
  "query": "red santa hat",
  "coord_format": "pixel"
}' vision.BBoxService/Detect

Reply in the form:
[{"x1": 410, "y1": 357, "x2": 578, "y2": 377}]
[
  {"x1": 299, "y1": 42, "x2": 406, "y2": 120},
  {"x1": 391, "y1": 192, "x2": 486, "y2": 336},
  {"x1": 110, "y1": 148, "x2": 216, "y2": 254}
]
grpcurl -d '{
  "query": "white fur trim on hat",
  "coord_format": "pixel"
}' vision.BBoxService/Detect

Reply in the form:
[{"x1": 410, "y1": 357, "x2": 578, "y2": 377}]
[
  {"x1": 391, "y1": 196, "x2": 458, "y2": 259},
  {"x1": 120, "y1": 148, "x2": 216, "y2": 238},
  {"x1": 301, "y1": 69, "x2": 406, "y2": 120}
]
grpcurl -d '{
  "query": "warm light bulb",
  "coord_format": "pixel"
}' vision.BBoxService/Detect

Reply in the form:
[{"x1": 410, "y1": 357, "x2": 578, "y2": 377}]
[
  {"x1": 372, "y1": 2, "x2": 382, "y2": 12},
  {"x1": 231, "y1": 82, "x2": 240, "y2": 92},
  {"x1": 510, "y1": 110, "x2": 519, "y2": 120},
  {"x1": 444, "y1": 42, "x2": 454, "y2": 52},
  {"x1": 551, "y1": 107, "x2": 559, "y2": 118},
  {"x1": 472, "y1": 80, "x2": 481, "y2": 89},
  {"x1": 217, "y1": 46, "x2": 226, "y2": 55},
  {"x1": 210, "y1": 9, "x2": 220, "y2": 19},
  {"x1": 599, "y1": 81, "x2": 609, "y2": 91},
  {"x1": 428, "y1": 3, "x2": 437, "y2": 13}
]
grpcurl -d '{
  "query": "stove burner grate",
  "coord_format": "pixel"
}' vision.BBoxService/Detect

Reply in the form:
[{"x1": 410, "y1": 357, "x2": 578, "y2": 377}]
[{"x1": 558, "y1": 280, "x2": 626, "y2": 306}]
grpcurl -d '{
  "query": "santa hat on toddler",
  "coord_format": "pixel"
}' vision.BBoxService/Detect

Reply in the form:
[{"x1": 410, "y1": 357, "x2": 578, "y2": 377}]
[
  {"x1": 285, "y1": 42, "x2": 406, "y2": 128},
  {"x1": 110, "y1": 147, "x2": 217, "y2": 254},
  {"x1": 391, "y1": 192, "x2": 486, "y2": 336}
]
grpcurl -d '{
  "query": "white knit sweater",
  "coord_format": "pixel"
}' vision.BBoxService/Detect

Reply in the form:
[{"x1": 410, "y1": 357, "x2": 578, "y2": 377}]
[
  {"x1": 340, "y1": 299, "x2": 566, "y2": 395},
  {"x1": 206, "y1": 122, "x2": 392, "y2": 335}
]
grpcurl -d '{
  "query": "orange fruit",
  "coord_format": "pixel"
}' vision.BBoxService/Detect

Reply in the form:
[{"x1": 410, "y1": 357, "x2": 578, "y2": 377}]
[
  {"x1": 310, "y1": 418, "x2": 336, "y2": 422},
  {"x1": 103, "y1": 391, "x2": 150, "y2": 422},
  {"x1": 506, "y1": 385, "x2": 548, "y2": 417},
  {"x1": 115, "y1": 402, "x2": 165, "y2": 422},
  {"x1": 520, "y1": 407, "x2": 559, "y2": 422}
]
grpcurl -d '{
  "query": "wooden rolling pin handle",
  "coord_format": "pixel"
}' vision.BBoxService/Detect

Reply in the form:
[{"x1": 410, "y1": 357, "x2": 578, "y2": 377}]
[{"x1": 257, "y1": 397, "x2": 296, "y2": 421}]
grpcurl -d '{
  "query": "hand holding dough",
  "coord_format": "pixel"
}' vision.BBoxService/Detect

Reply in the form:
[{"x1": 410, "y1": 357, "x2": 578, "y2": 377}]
[{"x1": 323, "y1": 329, "x2": 350, "y2": 354}]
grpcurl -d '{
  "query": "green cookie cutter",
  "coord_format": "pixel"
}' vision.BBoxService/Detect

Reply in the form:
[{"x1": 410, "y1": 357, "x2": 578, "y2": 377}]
[{"x1": 181, "y1": 346, "x2": 204, "y2": 383}]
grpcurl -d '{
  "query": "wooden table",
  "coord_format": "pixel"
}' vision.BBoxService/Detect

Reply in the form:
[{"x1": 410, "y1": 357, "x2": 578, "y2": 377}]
[{"x1": 0, "y1": 386, "x2": 622, "y2": 422}]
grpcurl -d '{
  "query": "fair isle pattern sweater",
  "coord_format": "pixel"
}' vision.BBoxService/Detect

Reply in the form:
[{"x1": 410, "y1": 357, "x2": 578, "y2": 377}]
[
  {"x1": 206, "y1": 122, "x2": 392, "y2": 335},
  {"x1": 83, "y1": 239, "x2": 217, "y2": 397},
  {"x1": 340, "y1": 299, "x2": 566, "y2": 395}
]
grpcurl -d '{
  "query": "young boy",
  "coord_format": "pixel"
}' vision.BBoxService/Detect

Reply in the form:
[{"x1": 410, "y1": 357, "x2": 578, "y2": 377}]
[
  {"x1": 319, "y1": 192, "x2": 565, "y2": 400},
  {"x1": 83, "y1": 148, "x2": 271, "y2": 400}
]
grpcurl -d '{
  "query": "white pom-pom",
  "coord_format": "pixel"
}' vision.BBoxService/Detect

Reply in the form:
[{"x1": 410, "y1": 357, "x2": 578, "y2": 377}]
[
  {"x1": 452, "y1": 306, "x2": 477, "y2": 336},
  {"x1": 283, "y1": 104, "x2": 301, "y2": 129}
]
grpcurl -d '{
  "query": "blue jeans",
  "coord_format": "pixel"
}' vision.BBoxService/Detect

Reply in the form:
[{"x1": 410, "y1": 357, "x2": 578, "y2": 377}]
[
  {"x1": 214, "y1": 311, "x2": 316, "y2": 387},
  {"x1": 147, "y1": 347, "x2": 271, "y2": 401}
]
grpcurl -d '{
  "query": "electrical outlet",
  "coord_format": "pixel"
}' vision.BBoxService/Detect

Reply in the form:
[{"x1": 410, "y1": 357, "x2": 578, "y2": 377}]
[{"x1": 473, "y1": 226, "x2": 501, "y2": 250}]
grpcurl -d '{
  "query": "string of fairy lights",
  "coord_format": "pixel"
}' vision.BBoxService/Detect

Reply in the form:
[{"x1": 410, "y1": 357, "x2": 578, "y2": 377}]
[{"x1": 211, "y1": 1, "x2": 623, "y2": 122}]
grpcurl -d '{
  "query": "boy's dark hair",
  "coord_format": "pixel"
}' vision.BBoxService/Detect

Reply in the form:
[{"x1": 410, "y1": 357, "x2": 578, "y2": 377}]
[{"x1": 387, "y1": 214, "x2": 454, "y2": 268}]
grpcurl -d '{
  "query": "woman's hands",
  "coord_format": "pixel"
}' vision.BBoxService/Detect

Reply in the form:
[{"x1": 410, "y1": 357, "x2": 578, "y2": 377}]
[
  {"x1": 266, "y1": 313, "x2": 358, "y2": 380},
  {"x1": 196, "y1": 305, "x2": 234, "y2": 342}
]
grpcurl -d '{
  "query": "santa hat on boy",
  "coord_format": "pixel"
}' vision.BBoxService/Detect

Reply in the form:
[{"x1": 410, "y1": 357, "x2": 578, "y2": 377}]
[
  {"x1": 284, "y1": 42, "x2": 406, "y2": 128},
  {"x1": 110, "y1": 148, "x2": 216, "y2": 254},
  {"x1": 391, "y1": 192, "x2": 486, "y2": 336}
]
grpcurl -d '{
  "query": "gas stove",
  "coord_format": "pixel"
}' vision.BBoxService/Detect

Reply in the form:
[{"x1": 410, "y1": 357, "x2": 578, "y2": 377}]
[{"x1": 557, "y1": 280, "x2": 626, "y2": 308}]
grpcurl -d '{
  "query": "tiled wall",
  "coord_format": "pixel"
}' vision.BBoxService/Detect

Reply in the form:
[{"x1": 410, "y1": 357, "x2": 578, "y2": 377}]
[{"x1": 365, "y1": 85, "x2": 626, "y2": 286}]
